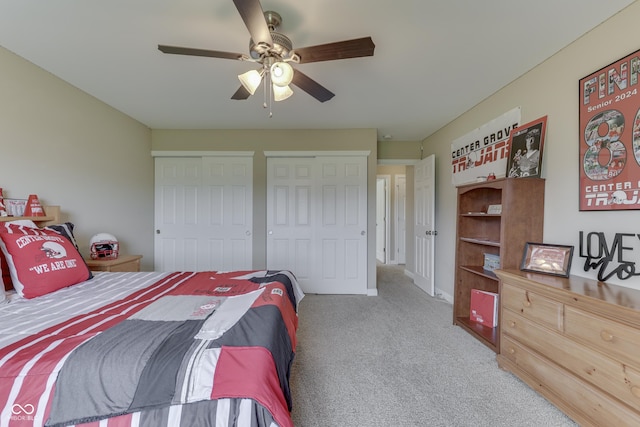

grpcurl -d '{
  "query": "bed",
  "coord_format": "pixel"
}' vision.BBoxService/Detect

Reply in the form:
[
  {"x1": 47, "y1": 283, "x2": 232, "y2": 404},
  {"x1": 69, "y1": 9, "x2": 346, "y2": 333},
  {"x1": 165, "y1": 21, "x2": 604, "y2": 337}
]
[{"x1": 0, "y1": 207, "x2": 303, "y2": 427}]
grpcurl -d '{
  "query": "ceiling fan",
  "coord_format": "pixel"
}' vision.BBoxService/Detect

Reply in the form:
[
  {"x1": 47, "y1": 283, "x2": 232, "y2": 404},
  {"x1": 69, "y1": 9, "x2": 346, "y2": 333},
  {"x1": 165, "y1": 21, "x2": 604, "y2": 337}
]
[{"x1": 158, "y1": 0, "x2": 375, "y2": 105}]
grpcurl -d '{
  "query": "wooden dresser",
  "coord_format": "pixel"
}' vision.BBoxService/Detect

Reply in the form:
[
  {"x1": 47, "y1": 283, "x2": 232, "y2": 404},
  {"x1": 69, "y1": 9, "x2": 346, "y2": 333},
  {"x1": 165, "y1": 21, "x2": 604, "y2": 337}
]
[{"x1": 495, "y1": 269, "x2": 640, "y2": 427}]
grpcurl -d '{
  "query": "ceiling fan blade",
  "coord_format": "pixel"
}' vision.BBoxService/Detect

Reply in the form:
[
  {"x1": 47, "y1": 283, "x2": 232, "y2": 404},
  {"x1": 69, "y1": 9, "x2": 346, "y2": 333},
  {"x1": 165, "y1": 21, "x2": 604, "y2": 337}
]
[
  {"x1": 291, "y1": 70, "x2": 335, "y2": 103},
  {"x1": 294, "y1": 37, "x2": 375, "y2": 64},
  {"x1": 233, "y1": 0, "x2": 273, "y2": 47},
  {"x1": 231, "y1": 85, "x2": 252, "y2": 100},
  {"x1": 158, "y1": 45, "x2": 245, "y2": 60}
]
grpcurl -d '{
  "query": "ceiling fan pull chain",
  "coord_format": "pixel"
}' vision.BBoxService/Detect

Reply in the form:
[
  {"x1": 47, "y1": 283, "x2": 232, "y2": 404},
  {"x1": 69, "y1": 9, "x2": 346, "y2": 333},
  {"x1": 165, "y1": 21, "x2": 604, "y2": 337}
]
[
  {"x1": 267, "y1": 71, "x2": 273, "y2": 118},
  {"x1": 263, "y1": 71, "x2": 268, "y2": 110}
]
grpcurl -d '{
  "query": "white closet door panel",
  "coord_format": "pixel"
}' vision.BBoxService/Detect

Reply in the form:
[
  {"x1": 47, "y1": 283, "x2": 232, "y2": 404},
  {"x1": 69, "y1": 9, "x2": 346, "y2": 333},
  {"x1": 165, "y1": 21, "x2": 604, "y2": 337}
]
[
  {"x1": 314, "y1": 156, "x2": 367, "y2": 294},
  {"x1": 160, "y1": 239, "x2": 177, "y2": 271},
  {"x1": 231, "y1": 186, "x2": 247, "y2": 226},
  {"x1": 267, "y1": 155, "x2": 367, "y2": 294},
  {"x1": 155, "y1": 156, "x2": 252, "y2": 272},
  {"x1": 209, "y1": 186, "x2": 224, "y2": 225},
  {"x1": 321, "y1": 239, "x2": 338, "y2": 279},
  {"x1": 345, "y1": 238, "x2": 361, "y2": 278},
  {"x1": 321, "y1": 186, "x2": 337, "y2": 225},
  {"x1": 206, "y1": 239, "x2": 224, "y2": 270},
  {"x1": 201, "y1": 156, "x2": 252, "y2": 271},
  {"x1": 295, "y1": 186, "x2": 311, "y2": 226},
  {"x1": 294, "y1": 238, "x2": 312, "y2": 280},
  {"x1": 267, "y1": 158, "x2": 314, "y2": 290},
  {"x1": 273, "y1": 186, "x2": 289, "y2": 225},
  {"x1": 345, "y1": 185, "x2": 361, "y2": 225},
  {"x1": 271, "y1": 238, "x2": 289, "y2": 268},
  {"x1": 229, "y1": 239, "x2": 248, "y2": 271},
  {"x1": 155, "y1": 158, "x2": 204, "y2": 271},
  {"x1": 183, "y1": 238, "x2": 198, "y2": 271}
]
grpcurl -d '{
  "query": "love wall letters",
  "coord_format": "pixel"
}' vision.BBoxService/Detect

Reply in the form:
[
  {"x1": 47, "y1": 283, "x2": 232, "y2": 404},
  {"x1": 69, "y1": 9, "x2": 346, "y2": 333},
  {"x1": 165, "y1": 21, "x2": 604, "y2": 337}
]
[{"x1": 579, "y1": 231, "x2": 640, "y2": 281}]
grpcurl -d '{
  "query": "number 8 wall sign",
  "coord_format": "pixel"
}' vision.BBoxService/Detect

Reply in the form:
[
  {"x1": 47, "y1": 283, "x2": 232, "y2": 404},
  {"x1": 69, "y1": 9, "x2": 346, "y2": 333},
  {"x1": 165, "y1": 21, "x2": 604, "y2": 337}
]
[{"x1": 579, "y1": 47, "x2": 640, "y2": 211}]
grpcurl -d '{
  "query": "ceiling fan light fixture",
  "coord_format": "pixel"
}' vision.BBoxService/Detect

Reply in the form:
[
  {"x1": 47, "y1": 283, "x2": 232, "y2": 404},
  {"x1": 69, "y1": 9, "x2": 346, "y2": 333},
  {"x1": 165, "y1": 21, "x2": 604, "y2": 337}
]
[
  {"x1": 273, "y1": 84, "x2": 293, "y2": 101},
  {"x1": 238, "y1": 69, "x2": 264, "y2": 95},
  {"x1": 270, "y1": 61, "x2": 294, "y2": 87}
]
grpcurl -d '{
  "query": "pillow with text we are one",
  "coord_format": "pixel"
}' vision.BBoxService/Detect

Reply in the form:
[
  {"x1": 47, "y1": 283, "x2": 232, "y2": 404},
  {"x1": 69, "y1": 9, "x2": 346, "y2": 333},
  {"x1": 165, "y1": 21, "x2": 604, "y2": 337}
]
[{"x1": 0, "y1": 222, "x2": 92, "y2": 299}]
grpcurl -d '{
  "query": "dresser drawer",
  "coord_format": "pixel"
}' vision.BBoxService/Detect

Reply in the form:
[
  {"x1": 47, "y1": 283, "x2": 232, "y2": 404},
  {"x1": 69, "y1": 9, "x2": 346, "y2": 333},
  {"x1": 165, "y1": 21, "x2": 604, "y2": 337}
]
[
  {"x1": 502, "y1": 309, "x2": 640, "y2": 410},
  {"x1": 565, "y1": 306, "x2": 640, "y2": 370},
  {"x1": 500, "y1": 334, "x2": 640, "y2": 427},
  {"x1": 501, "y1": 283, "x2": 563, "y2": 332}
]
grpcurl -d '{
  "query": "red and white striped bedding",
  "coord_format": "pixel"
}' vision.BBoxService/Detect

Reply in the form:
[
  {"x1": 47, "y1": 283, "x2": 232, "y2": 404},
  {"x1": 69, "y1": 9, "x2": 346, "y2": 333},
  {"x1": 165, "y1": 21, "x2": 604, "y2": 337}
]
[{"x1": 0, "y1": 270, "x2": 303, "y2": 427}]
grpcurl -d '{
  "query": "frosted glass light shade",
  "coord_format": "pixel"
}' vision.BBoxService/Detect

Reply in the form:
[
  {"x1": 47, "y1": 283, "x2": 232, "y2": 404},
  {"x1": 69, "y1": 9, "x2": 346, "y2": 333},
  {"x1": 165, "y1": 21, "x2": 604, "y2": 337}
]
[
  {"x1": 270, "y1": 62, "x2": 294, "y2": 87},
  {"x1": 273, "y1": 84, "x2": 293, "y2": 101},
  {"x1": 238, "y1": 69, "x2": 263, "y2": 95}
]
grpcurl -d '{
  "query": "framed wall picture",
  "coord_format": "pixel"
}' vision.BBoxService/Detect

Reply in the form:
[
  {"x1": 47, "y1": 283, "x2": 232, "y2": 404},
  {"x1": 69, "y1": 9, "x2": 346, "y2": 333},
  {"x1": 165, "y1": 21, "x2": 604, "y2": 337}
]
[
  {"x1": 579, "y1": 48, "x2": 640, "y2": 211},
  {"x1": 506, "y1": 116, "x2": 547, "y2": 178},
  {"x1": 520, "y1": 242, "x2": 574, "y2": 277}
]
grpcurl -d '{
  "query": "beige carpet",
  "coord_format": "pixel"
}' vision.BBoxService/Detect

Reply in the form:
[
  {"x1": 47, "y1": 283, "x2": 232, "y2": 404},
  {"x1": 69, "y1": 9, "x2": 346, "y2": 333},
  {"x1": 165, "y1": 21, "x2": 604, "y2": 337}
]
[{"x1": 289, "y1": 263, "x2": 576, "y2": 427}]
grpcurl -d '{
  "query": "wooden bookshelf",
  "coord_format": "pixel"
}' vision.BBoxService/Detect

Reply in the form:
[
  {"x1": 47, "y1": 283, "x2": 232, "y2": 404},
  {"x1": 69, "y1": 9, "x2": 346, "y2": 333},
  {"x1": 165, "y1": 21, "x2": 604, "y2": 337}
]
[{"x1": 453, "y1": 178, "x2": 544, "y2": 352}]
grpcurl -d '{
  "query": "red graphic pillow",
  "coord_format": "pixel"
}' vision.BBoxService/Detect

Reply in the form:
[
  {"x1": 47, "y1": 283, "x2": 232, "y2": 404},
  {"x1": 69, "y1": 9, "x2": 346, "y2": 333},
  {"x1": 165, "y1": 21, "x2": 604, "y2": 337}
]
[{"x1": 0, "y1": 223, "x2": 92, "y2": 299}]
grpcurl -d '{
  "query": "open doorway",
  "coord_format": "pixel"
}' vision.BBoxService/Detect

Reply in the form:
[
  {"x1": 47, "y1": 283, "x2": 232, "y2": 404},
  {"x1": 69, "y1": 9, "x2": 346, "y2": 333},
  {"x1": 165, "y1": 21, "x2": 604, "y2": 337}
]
[
  {"x1": 376, "y1": 176, "x2": 390, "y2": 263},
  {"x1": 376, "y1": 165, "x2": 407, "y2": 265}
]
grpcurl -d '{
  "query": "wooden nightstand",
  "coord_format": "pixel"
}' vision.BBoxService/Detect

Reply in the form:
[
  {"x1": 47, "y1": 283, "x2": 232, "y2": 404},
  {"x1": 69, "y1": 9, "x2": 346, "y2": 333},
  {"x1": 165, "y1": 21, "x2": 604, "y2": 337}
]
[{"x1": 84, "y1": 254, "x2": 142, "y2": 272}]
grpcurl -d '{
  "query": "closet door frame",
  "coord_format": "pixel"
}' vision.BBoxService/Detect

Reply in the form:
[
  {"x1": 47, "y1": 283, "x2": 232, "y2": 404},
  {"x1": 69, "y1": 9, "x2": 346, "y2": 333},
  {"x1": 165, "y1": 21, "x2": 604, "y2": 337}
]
[
  {"x1": 152, "y1": 151, "x2": 254, "y2": 272},
  {"x1": 265, "y1": 151, "x2": 370, "y2": 294}
]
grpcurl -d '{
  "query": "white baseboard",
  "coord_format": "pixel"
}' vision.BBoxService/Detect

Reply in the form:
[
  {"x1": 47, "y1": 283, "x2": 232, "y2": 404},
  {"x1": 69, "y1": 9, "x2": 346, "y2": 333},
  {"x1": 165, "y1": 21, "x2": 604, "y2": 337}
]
[
  {"x1": 436, "y1": 289, "x2": 453, "y2": 304},
  {"x1": 403, "y1": 269, "x2": 453, "y2": 304}
]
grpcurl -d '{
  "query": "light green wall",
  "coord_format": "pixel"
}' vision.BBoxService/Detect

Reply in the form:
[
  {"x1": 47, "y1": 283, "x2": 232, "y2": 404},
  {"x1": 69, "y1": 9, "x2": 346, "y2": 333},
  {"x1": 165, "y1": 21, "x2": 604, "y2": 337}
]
[
  {"x1": 378, "y1": 140, "x2": 422, "y2": 160},
  {"x1": 0, "y1": 46, "x2": 155, "y2": 269},
  {"x1": 421, "y1": 1, "x2": 640, "y2": 300}
]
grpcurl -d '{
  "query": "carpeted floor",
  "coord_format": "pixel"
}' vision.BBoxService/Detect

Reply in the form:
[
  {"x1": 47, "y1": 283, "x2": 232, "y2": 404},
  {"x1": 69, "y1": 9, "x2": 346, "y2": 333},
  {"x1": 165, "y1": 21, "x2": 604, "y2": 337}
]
[{"x1": 289, "y1": 263, "x2": 577, "y2": 427}]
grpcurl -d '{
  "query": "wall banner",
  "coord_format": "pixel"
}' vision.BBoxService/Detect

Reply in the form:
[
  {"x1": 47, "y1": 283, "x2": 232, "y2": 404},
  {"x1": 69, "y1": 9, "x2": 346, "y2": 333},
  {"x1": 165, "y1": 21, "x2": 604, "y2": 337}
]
[
  {"x1": 451, "y1": 107, "x2": 521, "y2": 187},
  {"x1": 579, "y1": 48, "x2": 640, "y2": 211}
]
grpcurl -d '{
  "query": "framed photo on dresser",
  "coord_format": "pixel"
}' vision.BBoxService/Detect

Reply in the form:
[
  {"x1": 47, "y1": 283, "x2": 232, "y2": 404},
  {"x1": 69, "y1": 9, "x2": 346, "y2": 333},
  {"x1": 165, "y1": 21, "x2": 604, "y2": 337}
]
[{"x1": 520, "y1": 242, "x2": 573, "y2": 277}]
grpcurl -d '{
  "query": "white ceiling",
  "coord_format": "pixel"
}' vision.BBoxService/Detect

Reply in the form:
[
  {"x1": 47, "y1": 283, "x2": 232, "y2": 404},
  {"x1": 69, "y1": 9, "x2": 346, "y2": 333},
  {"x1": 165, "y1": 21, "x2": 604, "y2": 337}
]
[{"x1": 0, "y1": 0, "x2": 635, "y2": 141}]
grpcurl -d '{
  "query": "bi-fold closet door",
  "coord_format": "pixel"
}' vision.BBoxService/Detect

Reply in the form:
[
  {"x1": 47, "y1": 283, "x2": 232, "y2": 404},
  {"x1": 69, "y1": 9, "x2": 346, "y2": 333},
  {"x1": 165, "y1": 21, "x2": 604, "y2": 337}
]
[
  {"x1": 154, "y1": 154, "x2": 253, "y2": 272},
  {"x1": 266, "y1": 154, "x2": 368, "y2": 294}
]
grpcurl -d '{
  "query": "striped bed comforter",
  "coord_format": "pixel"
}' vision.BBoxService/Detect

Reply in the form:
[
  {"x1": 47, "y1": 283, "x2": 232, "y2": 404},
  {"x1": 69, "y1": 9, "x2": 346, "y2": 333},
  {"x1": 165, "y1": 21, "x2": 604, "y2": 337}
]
[{"x1": 0, "y1": 270, "x2": 303, "y2": 427}]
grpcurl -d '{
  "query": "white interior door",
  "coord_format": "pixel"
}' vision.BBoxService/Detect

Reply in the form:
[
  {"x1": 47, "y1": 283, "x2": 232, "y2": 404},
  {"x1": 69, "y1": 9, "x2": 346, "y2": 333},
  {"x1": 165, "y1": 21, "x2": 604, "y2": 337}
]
[
  {"x1": 201, "y1": 156, "x2": 253, "y2": 271},
  {"x1": 376, "y1": 177, "x2": 386, "y2": 263},
  {"x1": 266, "y1": 158, "x2": 314, "y2": 290},
  {"x1": 413, "y1": 155, "x2": 435, "y2": 296},
  {"x1": 154, "y1": 155, "x2": 253, "y2": 272},
  {"x1": 267, "y1": 155, "x2": 367, "y2": 294},
  {"x1": 396, "y1": 174, "x2": 407, "y2": 264},
  {"x1": 316, "y1": 156, "x2": 367, "y2": 294}
]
